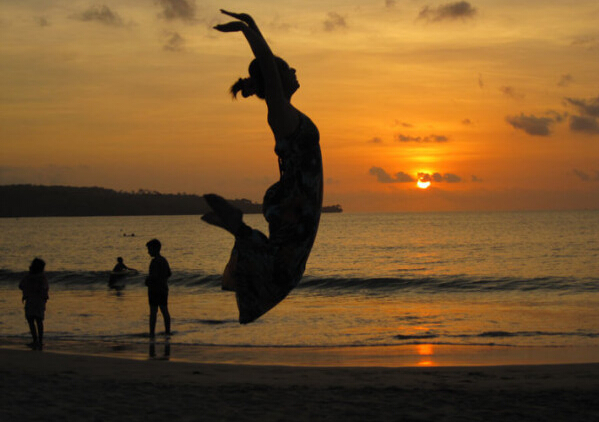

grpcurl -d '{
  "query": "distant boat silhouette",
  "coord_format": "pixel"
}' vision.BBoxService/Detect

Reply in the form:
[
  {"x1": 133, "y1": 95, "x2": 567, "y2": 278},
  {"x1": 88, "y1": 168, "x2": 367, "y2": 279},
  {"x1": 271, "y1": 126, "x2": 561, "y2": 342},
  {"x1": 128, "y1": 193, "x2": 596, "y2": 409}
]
[{"x1": 322, "y1": 204, "x2": 342, "y2": 213}]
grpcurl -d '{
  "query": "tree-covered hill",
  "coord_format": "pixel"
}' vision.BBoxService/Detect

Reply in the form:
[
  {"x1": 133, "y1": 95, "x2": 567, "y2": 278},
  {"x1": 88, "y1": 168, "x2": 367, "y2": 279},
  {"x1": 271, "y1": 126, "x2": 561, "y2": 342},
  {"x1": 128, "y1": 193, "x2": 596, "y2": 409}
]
[
  {"x1": 0, "y1": 185, "x2": 341, "y2": 217},
  {"x1": 0, "y1": 185, "x2": 259, "y2": 217}
]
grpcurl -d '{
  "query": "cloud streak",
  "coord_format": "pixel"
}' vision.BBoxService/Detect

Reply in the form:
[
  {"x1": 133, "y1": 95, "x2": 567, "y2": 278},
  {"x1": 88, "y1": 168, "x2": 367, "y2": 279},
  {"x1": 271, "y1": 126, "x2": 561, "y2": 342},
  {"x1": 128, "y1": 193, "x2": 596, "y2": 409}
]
[
  {"x1": 71, "y1": 5, "x2": 125, "y2": 27},
  {"x1": 419, "y1": 172, "x2": 462, "y2": 183},
  {"x1": 158, "y1": 0, "x2": 196, "y2": 22},
  {"x1": 500, "y1": 86, "x2": 525, "y2": 100},
  {"x1": 323, "y1": 12, "x2": 347, "y2": 31},
  {"x1": 369, "y1": 168, "x2": 470, "y2": 185},
  {"x1": 418, "y1": 1, "x2": 477, "y2": 22},
  {"x1": 573, "y1": 169, "x2": 599, "y2": 181},
  {"x1": 569, "y1": 115, "x2": 599, "y2": 134},
  {"x1": 557, "y1": 74, "x2": 573, "y2": 87},
  {"x1": 369, "y1": 167, "x2": 415, "y2": 183},
  {"x1": 36, "y1": 17, "x2": 50, "y2": 27},
  {"x1": 505, "y1": 114, "x2": 554, "y2": 136},
  {"x1": 164, "y1": 31, "x2": 185, "y2": 51},
  {"x1": 565, "y1": 96, "x2": 599, "y2": 135},
  {"x1": 396, "y1": 134, "x2": 449, "y2": 143},
  {"x1": 565, "y1": 96, "x2": 599, "y2": 118}
]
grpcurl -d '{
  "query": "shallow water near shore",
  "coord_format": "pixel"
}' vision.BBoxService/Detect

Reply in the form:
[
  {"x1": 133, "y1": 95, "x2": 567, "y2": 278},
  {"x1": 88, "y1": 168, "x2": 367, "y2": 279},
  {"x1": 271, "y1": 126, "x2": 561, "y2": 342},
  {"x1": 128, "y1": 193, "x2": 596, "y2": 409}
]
[{"x1": 1, "y1": 211, "x2": 599, "y2": 366}]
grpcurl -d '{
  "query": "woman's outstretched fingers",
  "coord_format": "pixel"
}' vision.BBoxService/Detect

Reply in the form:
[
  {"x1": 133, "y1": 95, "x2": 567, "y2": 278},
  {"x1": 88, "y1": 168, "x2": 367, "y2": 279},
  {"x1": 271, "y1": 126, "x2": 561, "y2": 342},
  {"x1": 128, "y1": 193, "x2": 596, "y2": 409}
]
[{"x1": 214, "y1": 21, "x2": 246, "y2": 32}]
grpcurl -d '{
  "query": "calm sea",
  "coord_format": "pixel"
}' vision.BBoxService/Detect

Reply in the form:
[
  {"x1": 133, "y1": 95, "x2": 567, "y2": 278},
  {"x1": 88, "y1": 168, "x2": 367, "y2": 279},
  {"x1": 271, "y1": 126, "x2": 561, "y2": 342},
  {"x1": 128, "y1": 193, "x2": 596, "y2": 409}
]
[{"x1": 1, "y1": 211, "x2": 598, "y2": 364}]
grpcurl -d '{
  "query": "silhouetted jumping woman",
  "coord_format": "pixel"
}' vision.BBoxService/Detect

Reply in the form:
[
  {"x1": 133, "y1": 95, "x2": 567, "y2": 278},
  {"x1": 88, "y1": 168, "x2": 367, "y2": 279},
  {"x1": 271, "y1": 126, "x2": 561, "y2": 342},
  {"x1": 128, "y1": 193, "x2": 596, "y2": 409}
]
[{"x1": 203, "y1": 10, "x2": 323, "y2": 324}]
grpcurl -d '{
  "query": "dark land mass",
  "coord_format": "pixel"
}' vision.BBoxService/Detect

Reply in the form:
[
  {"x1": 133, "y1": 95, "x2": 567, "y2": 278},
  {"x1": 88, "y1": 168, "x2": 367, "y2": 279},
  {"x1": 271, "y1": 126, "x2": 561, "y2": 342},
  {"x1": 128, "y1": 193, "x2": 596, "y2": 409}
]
[{"x1": 0, "y1": 185, "x2": 342, "y2": 217}]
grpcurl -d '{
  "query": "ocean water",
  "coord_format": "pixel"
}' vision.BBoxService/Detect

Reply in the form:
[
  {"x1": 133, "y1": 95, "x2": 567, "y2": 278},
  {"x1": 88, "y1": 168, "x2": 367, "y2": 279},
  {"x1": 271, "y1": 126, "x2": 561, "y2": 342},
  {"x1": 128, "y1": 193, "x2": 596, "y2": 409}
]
[{"x1": 1, "y1": 211, "x2": 598, "y2": 364}]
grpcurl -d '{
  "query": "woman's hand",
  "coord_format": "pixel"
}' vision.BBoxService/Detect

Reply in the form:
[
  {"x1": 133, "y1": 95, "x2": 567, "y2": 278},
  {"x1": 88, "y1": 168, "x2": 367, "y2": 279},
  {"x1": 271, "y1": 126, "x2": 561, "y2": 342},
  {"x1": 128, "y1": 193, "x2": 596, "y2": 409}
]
[
  {"x1": 214, "y1": 21, "x2": 246, "y2": 32},
  {"x1": 220, "y1": 10, "x2": 255, "y2": 26},
  {"x1": 218, "y1": 10, "x2": 262, "y2": 36}
]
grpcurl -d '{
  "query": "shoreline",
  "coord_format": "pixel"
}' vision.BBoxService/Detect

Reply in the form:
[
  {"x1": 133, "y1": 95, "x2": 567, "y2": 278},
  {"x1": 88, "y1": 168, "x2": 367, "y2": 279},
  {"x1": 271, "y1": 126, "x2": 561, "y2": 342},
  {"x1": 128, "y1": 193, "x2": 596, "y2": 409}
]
[
  {"x1": 1, "y1": 347, "x2": 598, "y2": 421},
  {"x1": 2, "y1": 337, "x2": 599, "y2": 367}
]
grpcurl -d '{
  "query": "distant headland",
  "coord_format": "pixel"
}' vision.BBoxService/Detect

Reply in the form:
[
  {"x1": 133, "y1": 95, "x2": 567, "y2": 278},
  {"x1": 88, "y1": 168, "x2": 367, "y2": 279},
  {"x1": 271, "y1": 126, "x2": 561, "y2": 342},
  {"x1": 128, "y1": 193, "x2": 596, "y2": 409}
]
[{"x1": 0, "y1": 185, "x2": 342, "y2": 218}]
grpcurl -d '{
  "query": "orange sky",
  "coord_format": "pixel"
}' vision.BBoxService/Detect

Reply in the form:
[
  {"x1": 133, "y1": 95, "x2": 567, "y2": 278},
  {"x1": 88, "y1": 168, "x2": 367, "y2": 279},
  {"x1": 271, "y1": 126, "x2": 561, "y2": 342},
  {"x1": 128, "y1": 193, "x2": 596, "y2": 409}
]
[{"x1": 1, "y1": 1, "x2": 599, "y2": 212}]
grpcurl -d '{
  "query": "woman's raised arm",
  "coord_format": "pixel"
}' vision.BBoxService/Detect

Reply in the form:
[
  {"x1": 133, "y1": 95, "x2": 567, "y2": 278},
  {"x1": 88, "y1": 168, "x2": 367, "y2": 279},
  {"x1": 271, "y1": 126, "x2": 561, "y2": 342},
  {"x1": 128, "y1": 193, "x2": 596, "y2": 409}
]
[{"x1": 214, "y1": 11, "x2": 298, "y2": 138}]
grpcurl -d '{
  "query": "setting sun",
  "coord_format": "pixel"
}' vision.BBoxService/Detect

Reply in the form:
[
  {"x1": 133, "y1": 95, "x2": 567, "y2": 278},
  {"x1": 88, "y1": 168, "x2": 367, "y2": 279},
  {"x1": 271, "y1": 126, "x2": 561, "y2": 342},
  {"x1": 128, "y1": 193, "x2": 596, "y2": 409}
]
[
  {"x1": 417, "y1": 179, "x2": 431, "y2": 189},
  {"x1": 1, "y1": 1, "x2": 599, "y2": 214}
]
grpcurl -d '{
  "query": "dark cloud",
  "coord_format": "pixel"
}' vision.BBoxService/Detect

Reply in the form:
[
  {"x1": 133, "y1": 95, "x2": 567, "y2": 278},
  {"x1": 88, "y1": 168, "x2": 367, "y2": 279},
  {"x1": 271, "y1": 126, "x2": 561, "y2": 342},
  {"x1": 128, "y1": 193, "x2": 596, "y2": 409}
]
[
  {"x1": 36, "y1": 17, "x2": 50, "y2": 27},
  {"x1": 369, "y1": 168, "x2": 468, "y2": 185},
  {"x1": 462, "y1": 118, "x2": 472, "y2": 125},
  {"x1": 478, "y1": 74, "x2": 484, "y2": 89},
  {"x1": 573, "y1": 169, "x2": 599, "y2": 181},
  {"x1": 385, "y1": 0, "x2": 397, "y2": 7},
  {"x1": 418, "y1": 1, "x2": 477, "y2": 22},
  {"x1": 164, "y1": 31, "x2": 185, "y2": 52},
  {"x1": 564, "y1": 96, "x2": 599, "y2": 118},
  {"x1": 420, "y1": 172, "x2": 462, "y2": 183},
  {"x1": 500, "y1": 86, "x2": 525, "y2": 99},
  {"x1": 394, "y1": 120, "x2": 414, "y2": 128},
  {"x1": 368, "y1": 137, "x2": 383, "y2": 144},
  {"x1": 573, "y1": 169, "x2": 590, "y2": 181},
  {"x1": 571, "y1": 35, "x2": 599, "y2": 50},
  {"x1": 397, "y1": 134, "x2": 421, "y2": 142},
  {"x1": 546, "y1": 110, "x2": 566, "y2": 123},
  {"x1": 443, "y1": 173, "x2": 462, "y2": 183},
  {"x1": 72, "y1": 5, "x2": 124, "y2": 27},
  {"x1": 505, "y1": 114, "x2": 554, "y2": 136},
  {"x1": 471, "y1": 175, "x2": 483, "y2": 182},
  {"x1": 369, "y1": 167, "x2": 415, "y2": 183},
  {"x1": 158, "y1": 0, "x2": 196, "y2": 22},
  {"x1": 395, "y1": 172, "x2": 416, "y2": 183},
  {"x1": 369, "y1": 167, "x2": 394, "y2": 183},
  {"x1": 563, "y1": 96, "x2": 599, "y2": 134},
  {"x1": 396, "y1": 134, "x2": 449, "y2": 143},
  {"x1": 557, "y1": 74, "x2": 573, "y2": 87},
  {"x1": 324, "y1": 12, "x2": 347, "y2": 31},
  {"x1": 569, "y1": 115, "x2": 599, "y2": 134}
]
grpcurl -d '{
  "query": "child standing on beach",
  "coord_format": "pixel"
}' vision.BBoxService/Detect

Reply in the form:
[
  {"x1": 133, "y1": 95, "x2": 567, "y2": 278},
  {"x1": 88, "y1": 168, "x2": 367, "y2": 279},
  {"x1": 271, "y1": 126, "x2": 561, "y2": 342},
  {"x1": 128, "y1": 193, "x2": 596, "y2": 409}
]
[
  {"x1": 145, "y1": 239, "x2": 172, "y2": 338},
  {"x1": 19, "y1": 258, "x2": 49, "y2": 350}
]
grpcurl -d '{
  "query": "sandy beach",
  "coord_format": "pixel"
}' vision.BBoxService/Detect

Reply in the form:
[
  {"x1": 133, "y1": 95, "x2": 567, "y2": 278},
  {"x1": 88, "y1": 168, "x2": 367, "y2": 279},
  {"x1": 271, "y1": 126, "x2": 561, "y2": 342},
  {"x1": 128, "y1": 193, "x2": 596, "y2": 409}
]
[{"x1": 1, "y1": 347, "x2": 598, "y2": 422}]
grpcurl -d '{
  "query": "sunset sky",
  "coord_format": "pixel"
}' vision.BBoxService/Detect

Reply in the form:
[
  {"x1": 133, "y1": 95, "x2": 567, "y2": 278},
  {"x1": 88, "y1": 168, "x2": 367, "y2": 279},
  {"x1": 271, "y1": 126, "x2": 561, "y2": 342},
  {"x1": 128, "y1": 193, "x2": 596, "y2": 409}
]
[{"x1": 2, "y1": 1, "x2": 599, "y2": 212}]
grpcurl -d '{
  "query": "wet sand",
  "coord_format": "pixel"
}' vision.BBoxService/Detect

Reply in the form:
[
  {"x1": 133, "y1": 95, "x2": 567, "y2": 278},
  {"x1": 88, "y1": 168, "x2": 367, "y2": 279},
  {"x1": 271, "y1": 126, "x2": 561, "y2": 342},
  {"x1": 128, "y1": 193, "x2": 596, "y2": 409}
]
[{"x1": 1, "y1": 347, "x2": 598, "y2": 421}]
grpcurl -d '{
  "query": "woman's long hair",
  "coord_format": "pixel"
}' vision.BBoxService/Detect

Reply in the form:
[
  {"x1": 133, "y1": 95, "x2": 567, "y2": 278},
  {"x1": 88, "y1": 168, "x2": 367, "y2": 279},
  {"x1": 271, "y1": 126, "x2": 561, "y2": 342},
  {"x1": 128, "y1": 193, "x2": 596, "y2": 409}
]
[{"x1": 230, "y1": 57, "x2": 291, "y2": 99}]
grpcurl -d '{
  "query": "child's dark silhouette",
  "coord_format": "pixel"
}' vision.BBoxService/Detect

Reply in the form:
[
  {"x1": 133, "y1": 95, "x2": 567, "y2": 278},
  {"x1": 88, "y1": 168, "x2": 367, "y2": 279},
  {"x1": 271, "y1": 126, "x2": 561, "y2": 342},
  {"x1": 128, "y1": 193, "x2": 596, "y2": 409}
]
[
  {"x1": 19, "y1": 258, "x2": 49, "y2": 350},
  {"x1": 145, "y1": 239, "x2": 171, "y2": 337}
]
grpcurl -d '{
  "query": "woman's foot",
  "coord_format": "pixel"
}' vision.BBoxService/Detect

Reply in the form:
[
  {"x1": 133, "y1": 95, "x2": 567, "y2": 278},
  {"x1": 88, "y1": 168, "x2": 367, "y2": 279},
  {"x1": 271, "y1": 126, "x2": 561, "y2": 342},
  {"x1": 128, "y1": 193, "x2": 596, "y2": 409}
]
[
  {"x1": 201, "y1": 212, "x2": 227, "y2": 230},
  {"x1": 202, "y1": 194, "x2": 243, "y2": 235}
]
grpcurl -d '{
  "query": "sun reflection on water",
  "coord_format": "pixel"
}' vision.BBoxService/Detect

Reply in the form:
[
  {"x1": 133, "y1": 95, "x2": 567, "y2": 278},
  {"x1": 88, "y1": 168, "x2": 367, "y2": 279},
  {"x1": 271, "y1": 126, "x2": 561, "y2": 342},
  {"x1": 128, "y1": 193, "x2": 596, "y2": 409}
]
[{"x1": 417, "y1": 344, "x2": 435, "y2": 366}]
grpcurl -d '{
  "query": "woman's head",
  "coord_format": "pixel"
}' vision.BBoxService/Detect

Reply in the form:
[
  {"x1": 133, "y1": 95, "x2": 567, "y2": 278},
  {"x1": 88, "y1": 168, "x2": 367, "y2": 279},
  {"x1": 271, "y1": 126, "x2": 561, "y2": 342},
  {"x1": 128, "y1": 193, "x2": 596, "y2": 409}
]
[{"x1": 230, "y1": 57, "x2": 299, "y2": 100}]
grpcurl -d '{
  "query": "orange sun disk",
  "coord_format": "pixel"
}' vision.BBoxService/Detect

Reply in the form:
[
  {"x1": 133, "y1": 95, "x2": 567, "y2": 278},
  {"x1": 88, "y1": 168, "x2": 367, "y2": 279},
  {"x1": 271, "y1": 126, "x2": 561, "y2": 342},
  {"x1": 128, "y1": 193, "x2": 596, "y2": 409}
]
[{"x1": 417, "y1": 180, "x2": 431, "y2": 189}]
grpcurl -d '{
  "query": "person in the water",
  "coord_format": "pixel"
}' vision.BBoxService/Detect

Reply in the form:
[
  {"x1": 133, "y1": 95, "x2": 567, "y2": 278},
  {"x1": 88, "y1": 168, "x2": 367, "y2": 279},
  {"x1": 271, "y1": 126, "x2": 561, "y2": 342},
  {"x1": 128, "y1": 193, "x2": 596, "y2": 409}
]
[
  {"x1": 203, "y1": 10, "x2": 323, "y2": 324},
  {"x1": 112, "y1": 257, "x2": 129, "y2": 273}
]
